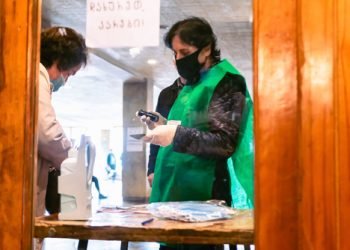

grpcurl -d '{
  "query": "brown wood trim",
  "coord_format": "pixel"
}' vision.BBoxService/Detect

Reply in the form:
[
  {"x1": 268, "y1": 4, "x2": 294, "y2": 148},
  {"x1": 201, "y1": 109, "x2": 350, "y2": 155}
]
[
  {"x1": 0, "y1": 0, "x2": 40, "y2": 249},
  {"x1": 24, "y1": 0, "x2": 41, "y2": 248},
  {"x1": 297, "y1": 1, "x2": 337, "y2": 249},
  {"x1": 254, "y1": 0, "x2": 350, "y2": 249},
  {"x1": 336, "y1": 0, "x2": 350, "y2": 248},
  {"x1": 253, "y1": 0, "x2": 299, "y2": 249},
  {"x1": 1, "y1": 0, "x2": 349, "y2": 249}
]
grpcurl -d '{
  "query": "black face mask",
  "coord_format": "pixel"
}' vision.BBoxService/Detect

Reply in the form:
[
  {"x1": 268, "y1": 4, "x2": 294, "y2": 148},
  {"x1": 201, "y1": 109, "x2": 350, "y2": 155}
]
[{"x1": 175, "y1": 49, "x2": 202, "y2": 84}]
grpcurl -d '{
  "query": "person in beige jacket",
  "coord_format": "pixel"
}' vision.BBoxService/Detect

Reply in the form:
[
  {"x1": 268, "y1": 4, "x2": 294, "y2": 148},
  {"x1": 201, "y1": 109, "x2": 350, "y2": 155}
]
[{"x1": 35, "y1": 26, "x2": 88, "y2": 218}]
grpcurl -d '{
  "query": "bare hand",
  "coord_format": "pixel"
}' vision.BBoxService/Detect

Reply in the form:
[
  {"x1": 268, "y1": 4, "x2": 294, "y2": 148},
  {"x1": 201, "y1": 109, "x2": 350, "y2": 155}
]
[{"x1": 147, "y1": 173, "x2": 154, "y2": 187}]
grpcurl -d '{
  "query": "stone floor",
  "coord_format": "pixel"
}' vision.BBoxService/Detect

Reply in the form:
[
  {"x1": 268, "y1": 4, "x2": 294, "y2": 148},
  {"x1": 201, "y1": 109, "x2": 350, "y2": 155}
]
[
  {"x1": 44, "y1": 239, "x2": 253, "y2": 250},
  {"x1": 44, "y1": 239, "x2": 160, "y2": 250}
]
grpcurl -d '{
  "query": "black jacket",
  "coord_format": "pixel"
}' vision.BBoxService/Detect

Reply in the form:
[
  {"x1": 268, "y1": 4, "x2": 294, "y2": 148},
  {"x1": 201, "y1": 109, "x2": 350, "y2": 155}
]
[{"x1": 147, "y1": 78, "x2": 183, "y2": 175}]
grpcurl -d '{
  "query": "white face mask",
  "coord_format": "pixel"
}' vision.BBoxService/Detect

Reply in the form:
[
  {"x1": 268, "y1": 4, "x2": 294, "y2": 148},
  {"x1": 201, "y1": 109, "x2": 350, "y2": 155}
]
[{"x1": 50, "y1": 74, "x2": 65, "y2": 92}]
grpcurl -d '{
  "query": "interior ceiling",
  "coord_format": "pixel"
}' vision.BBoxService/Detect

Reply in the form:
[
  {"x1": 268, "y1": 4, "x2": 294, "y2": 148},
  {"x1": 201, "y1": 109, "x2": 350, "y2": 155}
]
[{"x1": 42, "y1": 0, "x2": 252, "y2": 128}]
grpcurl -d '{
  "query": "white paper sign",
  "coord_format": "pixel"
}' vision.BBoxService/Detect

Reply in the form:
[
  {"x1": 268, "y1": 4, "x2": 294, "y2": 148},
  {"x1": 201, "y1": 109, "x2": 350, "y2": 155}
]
[
  {"x1": 126, "y1": 127, "x2": 144, "y2": 152},
  {"x1": 86, "y1": 0, "x2": 160, "y2": 48}
]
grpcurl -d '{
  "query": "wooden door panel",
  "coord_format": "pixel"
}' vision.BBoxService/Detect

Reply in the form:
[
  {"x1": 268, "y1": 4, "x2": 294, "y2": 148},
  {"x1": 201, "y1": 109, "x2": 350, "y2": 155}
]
[
  {"x1": 255, "y1": 0, "x2": 350, "y2": 249},
  {"x1": 0, "y1": 0, "x2": 40, "y2": 249}
]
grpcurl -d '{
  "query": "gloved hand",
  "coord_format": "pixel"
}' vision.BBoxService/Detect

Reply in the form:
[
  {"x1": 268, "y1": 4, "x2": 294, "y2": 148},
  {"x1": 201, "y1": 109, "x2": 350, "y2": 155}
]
[
  {"x1": 143, "y1": 124, "x2": 178, "y2": 146},
  {"x1": 136, "y1": 110, "x2": 167, "y2": 130}
]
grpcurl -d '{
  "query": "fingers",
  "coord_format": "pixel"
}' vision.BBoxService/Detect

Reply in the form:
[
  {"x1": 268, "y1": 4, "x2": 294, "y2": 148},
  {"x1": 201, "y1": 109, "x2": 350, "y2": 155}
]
[
  {"x1": 138, "y1": 115, "x2": 155, "y2": 130},
  {"x1": 140, "y1": 115, "x2": 147, "y2": 122},
  {"x1": 142, "y1": 134, "x2": 153, "y2": 143},
  {"x1": 147, "y1": 173, "x2": 154, "y2": 187},
  {"x1": 143, "y1": 125, "x2": 176, "y2": 147}
]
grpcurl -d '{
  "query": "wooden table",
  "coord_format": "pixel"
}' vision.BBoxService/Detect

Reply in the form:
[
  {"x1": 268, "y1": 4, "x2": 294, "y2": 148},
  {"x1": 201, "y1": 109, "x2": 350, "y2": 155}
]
[{"x1": 34, "y1": 207, "x2": 254, "y2": 248}]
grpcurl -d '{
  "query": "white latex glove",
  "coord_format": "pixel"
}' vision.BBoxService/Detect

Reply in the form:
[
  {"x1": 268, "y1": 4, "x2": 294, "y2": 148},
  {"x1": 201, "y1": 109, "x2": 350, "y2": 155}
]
[
  {"x1": 136, "y1": 111, "x2": 167, "y2": 130},
  {"x1": 143, "y1": 124, "x2": 178, "y2": 146}
]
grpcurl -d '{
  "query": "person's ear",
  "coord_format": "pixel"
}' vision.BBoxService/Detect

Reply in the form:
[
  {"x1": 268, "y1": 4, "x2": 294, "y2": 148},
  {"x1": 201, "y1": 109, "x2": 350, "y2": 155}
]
[
  {"x1": 202, "y1": 44, "x2": 212, "y2": 57},
  {"x1": 199, "y1": 44, "x2": 212, "y2": 64},
  {"x1": 46, "y1": 61, "x2": 60, "y2": 81}
]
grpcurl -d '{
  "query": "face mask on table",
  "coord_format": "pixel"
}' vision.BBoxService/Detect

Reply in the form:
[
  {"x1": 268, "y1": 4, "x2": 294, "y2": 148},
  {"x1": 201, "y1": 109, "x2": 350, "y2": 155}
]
[
  {"x1": 50, "y1": 74, "x2": 65, "y2": 92},
  {"x1": 175, "y1": 49, "x2": 203, "y2": 84}
]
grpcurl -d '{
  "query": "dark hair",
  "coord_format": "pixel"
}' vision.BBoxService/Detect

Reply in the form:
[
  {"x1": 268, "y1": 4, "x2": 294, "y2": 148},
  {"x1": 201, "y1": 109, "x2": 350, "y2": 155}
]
[
  {"x1": 40, "y1": 26, "x2": 88, "y2": 71},
  {"x1": 164, "y1": 17, "x2": 220, "y2": 63}
]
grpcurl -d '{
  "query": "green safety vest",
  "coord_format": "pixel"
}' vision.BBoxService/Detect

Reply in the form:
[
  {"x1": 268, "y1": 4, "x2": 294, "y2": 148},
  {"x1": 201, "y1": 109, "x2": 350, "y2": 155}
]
[
  {"x1": 228, "y1": 89, "x2": 254, "y2": 208},
  {"x1": 150, "y1": 59, "x2": 254, "y2": 208}
]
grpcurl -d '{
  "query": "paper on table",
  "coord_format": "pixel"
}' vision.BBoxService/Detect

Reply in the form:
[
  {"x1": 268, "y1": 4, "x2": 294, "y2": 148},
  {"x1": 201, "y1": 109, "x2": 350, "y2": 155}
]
[{"x1": 147, "y1": 201, "x2": 238, "y2": 222}]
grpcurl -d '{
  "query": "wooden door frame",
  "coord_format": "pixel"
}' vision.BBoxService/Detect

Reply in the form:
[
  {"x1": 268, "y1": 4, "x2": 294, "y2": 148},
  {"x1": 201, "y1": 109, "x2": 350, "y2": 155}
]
[
  {"x1": 254, "y1": 0, "x2": 350, "y2": 249},
  {"x1": 1, "y1": 0, "x2": 349, "y2": 249},
  {"x1": 0, "y1": 0, "x2": 41, "y2": 249}
]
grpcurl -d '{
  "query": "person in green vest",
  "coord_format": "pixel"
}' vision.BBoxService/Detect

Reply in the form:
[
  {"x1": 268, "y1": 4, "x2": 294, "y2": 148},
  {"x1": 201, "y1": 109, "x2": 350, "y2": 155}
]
[{"x1": 139, "y1": 16, "x2": 253, "y2": 250}]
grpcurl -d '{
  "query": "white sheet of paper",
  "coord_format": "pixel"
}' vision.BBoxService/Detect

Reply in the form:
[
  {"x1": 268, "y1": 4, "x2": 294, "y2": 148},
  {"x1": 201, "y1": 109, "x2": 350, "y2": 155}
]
[
  {"x1": 86, "y1": 0, "x2": 160, "y2": 48},
  {"x1": 127, "y1": 127, "x2": 144, "y2": 152}
]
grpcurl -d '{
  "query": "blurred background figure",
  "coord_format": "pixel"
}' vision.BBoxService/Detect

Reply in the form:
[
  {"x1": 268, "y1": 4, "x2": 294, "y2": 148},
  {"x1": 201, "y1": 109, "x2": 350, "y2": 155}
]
[
  {"x1": 92, "y1": 176, "x2": 108, "y2": 199},
  {"x1": 105, "y1": 149, "x2": 117, "y2": 180}
]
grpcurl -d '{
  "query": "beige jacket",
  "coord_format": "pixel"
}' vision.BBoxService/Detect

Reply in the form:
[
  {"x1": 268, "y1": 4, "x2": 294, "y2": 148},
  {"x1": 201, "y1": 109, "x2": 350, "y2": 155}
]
[{"x1": 35, "y1": 64, "x2": 71, "y2": 216}]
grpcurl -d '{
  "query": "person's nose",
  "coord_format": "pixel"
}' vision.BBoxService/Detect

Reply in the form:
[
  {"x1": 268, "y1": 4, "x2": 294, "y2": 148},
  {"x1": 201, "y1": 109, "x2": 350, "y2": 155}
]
[
  {"x1": 177, "y1": 52, "x2": 186, "y2": 60},
  {"x1": 174, "y1": 53, "x2": 184, "y2": 60},
  {"x1": 63, "y1": 72, "x2": 73, "y2": 82},
  {"x1": 63, "y1": 75, "x2": 69, "y2": 82}
]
